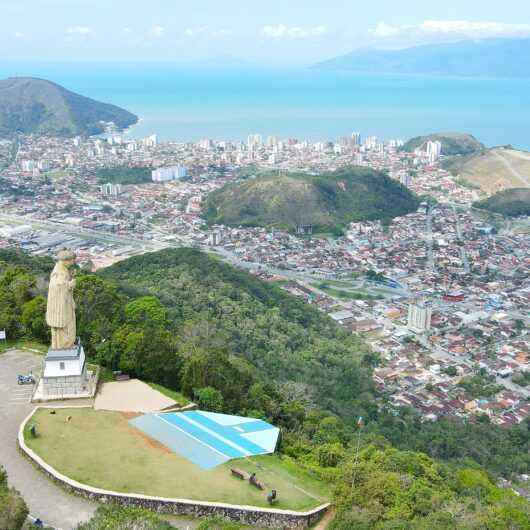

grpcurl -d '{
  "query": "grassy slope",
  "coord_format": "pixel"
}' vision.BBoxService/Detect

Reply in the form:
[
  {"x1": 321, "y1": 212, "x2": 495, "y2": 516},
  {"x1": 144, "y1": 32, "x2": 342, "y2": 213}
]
[
  {"x1": 25, "y1": 408, "x2": 328, "y2": 510},
  {"x1": 447, "y1": 148, "x2": 530, "y2": 194},
  {"x1": 146, "y1": 382, "x2": 190, "y2": 406}
]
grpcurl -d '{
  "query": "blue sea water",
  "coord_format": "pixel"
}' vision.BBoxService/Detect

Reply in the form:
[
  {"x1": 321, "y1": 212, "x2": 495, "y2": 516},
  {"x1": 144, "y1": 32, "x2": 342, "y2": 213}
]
[{"x1": 2, "y1": 64, "x2": 530, "y2": 149}]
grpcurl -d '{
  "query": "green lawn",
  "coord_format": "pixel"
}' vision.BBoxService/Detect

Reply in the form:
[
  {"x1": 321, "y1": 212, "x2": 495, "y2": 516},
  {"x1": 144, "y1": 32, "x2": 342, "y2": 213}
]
[
  {"x1": 0, "y1": 340, "x2": 47, "y2": 355},
  {"x1": 146, "y1": 382, "x2": 190, "y2": 407},
  {"x1": 25, "y1": 408, "x2": 328, "y2": 510}
]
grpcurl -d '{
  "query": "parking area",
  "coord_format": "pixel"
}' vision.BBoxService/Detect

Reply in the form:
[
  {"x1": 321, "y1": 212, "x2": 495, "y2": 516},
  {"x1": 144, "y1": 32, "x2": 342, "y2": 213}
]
[
  {"x1": 0, "y1": 349, "x2": 96, "y2": 529},
  {"x1": 0, "y1": 350, "x2": 41, "y2": 411}
]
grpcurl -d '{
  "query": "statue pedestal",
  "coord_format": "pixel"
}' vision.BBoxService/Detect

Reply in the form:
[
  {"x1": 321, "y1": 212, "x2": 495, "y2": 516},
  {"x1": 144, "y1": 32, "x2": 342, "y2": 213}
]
[{"x1": 41, "y1": 340, "x2": 88, "y2": 397}]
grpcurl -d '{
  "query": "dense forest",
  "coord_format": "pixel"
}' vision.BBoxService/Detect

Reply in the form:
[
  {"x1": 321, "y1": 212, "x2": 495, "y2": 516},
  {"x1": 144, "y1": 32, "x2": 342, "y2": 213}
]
[
  {"x1": 95, "y1": 166, "x2": 152, "y2": 185},
  {"x1": 474, "y1": 188, "x2": 530, "y2": 218},
  {"x1": 0, "y1": 248, "x2": 529, "y2": 529}
]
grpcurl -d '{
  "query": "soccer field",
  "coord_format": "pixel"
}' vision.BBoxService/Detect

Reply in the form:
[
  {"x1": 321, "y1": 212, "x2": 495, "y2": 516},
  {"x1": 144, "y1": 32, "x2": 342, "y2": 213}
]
[{"x1": 25, "y1": 408, "x2": 329, "y2": 511}]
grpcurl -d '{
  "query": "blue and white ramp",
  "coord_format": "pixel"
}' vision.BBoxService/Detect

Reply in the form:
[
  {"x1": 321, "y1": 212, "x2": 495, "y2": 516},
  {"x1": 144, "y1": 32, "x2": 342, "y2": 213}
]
[{"x1": 130, "y1": 410, "x2": 280, "y2": 470}]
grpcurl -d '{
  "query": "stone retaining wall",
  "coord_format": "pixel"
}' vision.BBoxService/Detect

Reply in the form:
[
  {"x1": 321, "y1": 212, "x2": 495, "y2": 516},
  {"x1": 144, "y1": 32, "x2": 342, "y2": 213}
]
[{"x1": 19, "y1": 407, "x2": 330, "y2": 529}]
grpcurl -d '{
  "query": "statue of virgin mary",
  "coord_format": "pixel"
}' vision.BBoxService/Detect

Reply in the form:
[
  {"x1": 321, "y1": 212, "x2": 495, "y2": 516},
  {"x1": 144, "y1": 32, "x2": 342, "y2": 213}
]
[{"x1": 46, "y1": 249, "x2": 77, "y2": 350}]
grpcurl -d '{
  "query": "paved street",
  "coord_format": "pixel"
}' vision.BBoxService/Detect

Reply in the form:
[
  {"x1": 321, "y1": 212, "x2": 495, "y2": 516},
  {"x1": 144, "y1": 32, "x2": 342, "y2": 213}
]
[{"x1": 0, "y1": 350, "x2": 96, "y2": 530}]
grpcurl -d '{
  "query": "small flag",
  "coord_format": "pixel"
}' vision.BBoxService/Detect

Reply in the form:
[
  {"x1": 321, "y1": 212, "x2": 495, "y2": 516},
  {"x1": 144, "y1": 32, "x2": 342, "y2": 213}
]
[{"x1": 357, "y1": 416, "x2": 363, "y2": 427}]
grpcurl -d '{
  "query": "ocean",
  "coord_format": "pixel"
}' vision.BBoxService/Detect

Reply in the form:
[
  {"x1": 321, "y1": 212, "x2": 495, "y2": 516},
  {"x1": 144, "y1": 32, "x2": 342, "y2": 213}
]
[{"x1": 2, "y1": 64, "x2": 530, "y2": 149}]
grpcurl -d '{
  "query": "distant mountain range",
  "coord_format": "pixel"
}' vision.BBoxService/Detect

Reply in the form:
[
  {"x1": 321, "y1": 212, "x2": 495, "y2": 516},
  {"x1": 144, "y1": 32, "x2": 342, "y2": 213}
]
[
  {"x1": 0, "y1": 77, "x2": 138, "y2": 137},
  {"x1": 313, "y1": 38, "x2": 530, "y2": 78}
]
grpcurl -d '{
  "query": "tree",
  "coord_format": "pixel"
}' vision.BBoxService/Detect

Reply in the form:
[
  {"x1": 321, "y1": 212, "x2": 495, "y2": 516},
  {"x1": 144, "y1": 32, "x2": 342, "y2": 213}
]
[
  {"x1": 75, "y1": 275, "x2": 122, "y2": 353},
  {"x1": 0, "y1": 466, "x2": 28, "y2": 530},
  {"x1": 124, "y1": 296, "x2": 167, "y2": 328},
  {"x1": 76, "y1": 505, "x2": 174, "y2": 530},
  {"x1": 21, "y1": 295, "x2": 49, "y2": 343},
  {"x1": 194, "y1": 387, "x2": 224, "y2": 412}
]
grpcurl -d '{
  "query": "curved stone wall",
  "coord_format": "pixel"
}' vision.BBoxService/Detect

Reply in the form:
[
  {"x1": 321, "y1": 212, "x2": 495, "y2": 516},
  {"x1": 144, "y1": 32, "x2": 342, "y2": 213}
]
[{"x1": 18, "y1": 407, "x2": 330, "y2": 529}]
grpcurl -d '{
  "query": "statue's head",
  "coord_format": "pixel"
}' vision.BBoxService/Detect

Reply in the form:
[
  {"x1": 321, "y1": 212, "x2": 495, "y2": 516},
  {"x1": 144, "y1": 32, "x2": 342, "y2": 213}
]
[{"x1": 57, "y1": 249, "x2": 76, "y2": 268}]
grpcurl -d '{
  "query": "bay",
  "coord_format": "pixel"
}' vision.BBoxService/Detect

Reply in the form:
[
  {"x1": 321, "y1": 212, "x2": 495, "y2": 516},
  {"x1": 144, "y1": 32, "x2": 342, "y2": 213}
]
[{"x1": 1, "y1": 64, "x2": 530, "y2": 148}]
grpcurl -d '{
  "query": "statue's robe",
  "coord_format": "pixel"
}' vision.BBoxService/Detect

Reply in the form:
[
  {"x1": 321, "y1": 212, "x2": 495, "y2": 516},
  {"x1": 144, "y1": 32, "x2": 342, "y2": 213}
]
[{"x1": 46, "y1": 262, "x2": 76, "y2": 350}]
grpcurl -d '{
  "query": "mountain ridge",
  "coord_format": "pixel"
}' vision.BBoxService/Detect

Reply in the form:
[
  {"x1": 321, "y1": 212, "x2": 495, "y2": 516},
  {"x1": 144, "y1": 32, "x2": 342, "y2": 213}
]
[
  {"x1": 0, "y1": 77, "x2": 138, "y2": 137},
  {"x1": 313, "y1": 38, "x2": 530, "y2": 78}
]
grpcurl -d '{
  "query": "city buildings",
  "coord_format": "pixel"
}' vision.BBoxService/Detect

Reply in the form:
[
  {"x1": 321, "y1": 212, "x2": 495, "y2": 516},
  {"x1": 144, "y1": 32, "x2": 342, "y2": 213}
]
[{"x1": 152, "y1": 165, "x2": 188, "y2": 182}]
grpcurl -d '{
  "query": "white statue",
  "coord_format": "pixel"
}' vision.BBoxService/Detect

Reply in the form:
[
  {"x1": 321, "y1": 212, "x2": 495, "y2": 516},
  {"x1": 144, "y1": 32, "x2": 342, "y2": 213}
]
[{"x1": 46, "y1": 249, "x2": 77, "y2": 350}]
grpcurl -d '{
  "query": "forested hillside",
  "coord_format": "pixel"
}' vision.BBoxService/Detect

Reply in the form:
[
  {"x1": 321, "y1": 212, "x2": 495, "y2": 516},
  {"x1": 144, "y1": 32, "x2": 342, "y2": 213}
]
[
  {"x1": 1, "y1": 248, "x2": 529, "y2": 529},
  {"x1": 474, "y1": 188, "x2": 530, "y2": 217},
  {"x1": 97, "y1": 248, "x2": 373, "y2": 416},
  {"x1": 204, "y1": 167, "x2": 419, "y2": 234},
  {"x1": 0, "y1": 77, "x2": 138, "y2": 137}
]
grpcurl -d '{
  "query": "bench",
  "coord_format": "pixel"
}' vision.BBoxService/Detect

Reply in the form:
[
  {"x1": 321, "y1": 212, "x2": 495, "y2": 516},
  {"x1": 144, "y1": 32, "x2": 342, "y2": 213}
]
[{"x1": 230, "y1": 467, "x2": 251, "y2": 480}]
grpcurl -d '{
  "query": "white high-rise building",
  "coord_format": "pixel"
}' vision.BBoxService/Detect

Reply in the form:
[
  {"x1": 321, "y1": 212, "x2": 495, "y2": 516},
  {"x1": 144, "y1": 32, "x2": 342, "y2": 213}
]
[
  {"x1": 20, "y1": 160, "x2": 36, "y2": 172},
  {"x1": 426, "y1": 140, "x2": 442, "y2": 164},
  {"x1": 364, "y1": 136, "x2": 378, "y2": 150},
  {"x1": 143, "y1": 134, "x2": 158, "y2": 148},
  {"x1": 198, "y1": 139, "x2": 214, "y2": 150},
  {"x1": 407, "y1": 300, "x2": 432, "y2": 333},
  {"x1": 351, "y1": 132, "x2": 361, "y2": 146},
  {"x1": 100, "y1": 182, "x2": 122, "y2": 196},
  {"x1": 247, "y1": 134, "x2": 262, "y2": 149},
  {"x1": 400, "y1": 173, "x2": 412, "y2": 187},
  {"x1": 266, "y1": 135, "x2": 279, "y2": 148},
  {"x1": 152, "y1": 165, "x2": 188, "y2": 182}
]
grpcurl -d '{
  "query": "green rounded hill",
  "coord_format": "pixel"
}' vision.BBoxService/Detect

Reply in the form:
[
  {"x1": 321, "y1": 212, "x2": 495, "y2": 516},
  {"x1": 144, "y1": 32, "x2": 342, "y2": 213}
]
[
  {"x1": 403, "y1": 132, "x2": 484, "y2": 156},
  {"x1": 474, "y1": 188, "x2": 530, "y2": 217},
  {"x1": 0, "y1": 77, "x2": 138, "y2": 137},
  {"x1": 204, "y1": 167, "x2": 419, "y2": 233}
]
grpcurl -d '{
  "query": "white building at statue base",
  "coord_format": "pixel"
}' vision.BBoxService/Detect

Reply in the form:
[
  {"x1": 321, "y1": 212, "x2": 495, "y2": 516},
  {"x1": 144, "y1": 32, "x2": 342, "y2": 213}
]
[{"x1": 35, "y1": 340, "x2": 94, "y2": 399}]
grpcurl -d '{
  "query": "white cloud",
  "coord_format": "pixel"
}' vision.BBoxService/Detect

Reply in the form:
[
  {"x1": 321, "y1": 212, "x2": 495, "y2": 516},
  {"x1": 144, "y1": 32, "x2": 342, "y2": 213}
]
[
  {"x1": 67, "y1": 25, "x2": 94, "y2": 35},
  {"x1": 211, "y1": 29, "x2": 232, "y2": 38},
  {"x1": 372, "y1": 19, "x2": 530, "y2": 40},
  {"x1": 14, "y1": 32, "x2": 25, "y2": 39},
  {"x1": 183, "y1": 27, "x2": 232, "y2": 39},
  {"x1": 261, "y1": 24, "x2": 328, "y2": 40},
  {"x1": 373, "y1": 22, "x2": 402, "y2": 38},
  {"x1": 419, "y1": 20, "x2": 530, "y2": 38},
  {"x1": 149, "y1": 25, "x2": 166, "y2": 38}
]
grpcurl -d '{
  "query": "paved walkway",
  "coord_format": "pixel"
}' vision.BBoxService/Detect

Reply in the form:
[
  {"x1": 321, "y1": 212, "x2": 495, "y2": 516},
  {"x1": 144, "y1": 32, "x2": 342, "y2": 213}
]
[
  {"x1": 0, "y1": 350, "x2": 96, "y2": 529},
  {"x1": 94, "y1": 379, "x2": 176, "y2": 412}
]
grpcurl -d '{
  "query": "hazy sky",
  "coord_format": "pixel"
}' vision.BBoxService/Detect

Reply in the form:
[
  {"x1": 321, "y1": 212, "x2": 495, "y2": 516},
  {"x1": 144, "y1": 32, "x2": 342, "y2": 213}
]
[{"x1": 4, "y1": 0, "x2": 530, "y2": 65}]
